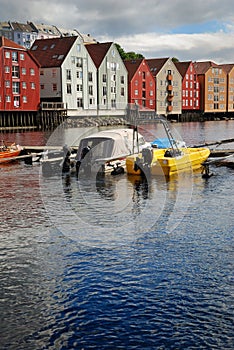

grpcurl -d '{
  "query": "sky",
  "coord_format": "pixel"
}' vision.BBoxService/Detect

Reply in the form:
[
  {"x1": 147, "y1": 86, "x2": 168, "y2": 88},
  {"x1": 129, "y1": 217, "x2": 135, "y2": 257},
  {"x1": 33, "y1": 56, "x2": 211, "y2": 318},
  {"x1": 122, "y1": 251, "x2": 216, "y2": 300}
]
[{"x1": 1, "y1": 0, "x2": 234, "y2": 63}]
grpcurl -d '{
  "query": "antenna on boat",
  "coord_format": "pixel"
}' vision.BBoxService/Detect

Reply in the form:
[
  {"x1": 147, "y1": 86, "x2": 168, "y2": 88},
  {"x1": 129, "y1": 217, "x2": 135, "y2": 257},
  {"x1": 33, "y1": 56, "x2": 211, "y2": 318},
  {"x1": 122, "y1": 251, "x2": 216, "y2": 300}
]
[
  {"x1": 132, "y1": 103, "x2": 140, "y2": 154},
  {"x1": 159, "y1": 116, "x2": 180, "y2": 156}
]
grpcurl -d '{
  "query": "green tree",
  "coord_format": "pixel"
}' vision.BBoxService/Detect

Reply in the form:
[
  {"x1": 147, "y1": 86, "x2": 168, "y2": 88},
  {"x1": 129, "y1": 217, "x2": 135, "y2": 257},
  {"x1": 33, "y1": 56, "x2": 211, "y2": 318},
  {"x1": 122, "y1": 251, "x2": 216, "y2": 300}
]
[{"x1": 115, "y1": 43, "x2": 144, "y2": 60}]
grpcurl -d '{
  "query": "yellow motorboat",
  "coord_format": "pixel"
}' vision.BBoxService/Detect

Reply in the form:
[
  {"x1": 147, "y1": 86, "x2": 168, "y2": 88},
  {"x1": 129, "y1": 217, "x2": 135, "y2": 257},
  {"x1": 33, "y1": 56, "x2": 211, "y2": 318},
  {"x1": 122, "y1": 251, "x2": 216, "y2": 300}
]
[{"x1": 126, "y1": 147, "x2": 210, "y2": 177}]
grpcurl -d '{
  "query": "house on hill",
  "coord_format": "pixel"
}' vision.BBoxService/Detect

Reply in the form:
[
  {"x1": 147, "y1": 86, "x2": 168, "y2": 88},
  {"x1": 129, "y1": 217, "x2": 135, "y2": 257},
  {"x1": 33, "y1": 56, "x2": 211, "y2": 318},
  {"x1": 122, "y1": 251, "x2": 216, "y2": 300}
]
[
  {"x1": 124, "y1": 58, "x2": 156, "y2": 111},
  {"x1": 0, "y1": 36, "x2": 40, "y2": 113},
  {"x1": 85, "y1": 42, "x2": 128, "y2": 115},
  {"x1": 194, "y1": 61, "x2": 227, "y2": 114},
  {"x1": 174, "y1": 61, "x2": 200, "y2": 112},
  {"x1": 146, "y1": 57, "x2": 182, "y2": 117},
  {"x1": 30, "y1": 36, "x2": 97, "y2": 116}
]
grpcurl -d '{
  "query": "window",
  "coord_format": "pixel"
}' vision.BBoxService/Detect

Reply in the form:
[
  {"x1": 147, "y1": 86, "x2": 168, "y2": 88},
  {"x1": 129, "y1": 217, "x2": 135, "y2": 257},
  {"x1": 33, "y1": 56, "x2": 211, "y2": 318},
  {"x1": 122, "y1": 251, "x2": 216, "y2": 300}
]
[
  {"x1": 142, "y1": 72, "x2": 146, "y2": 79},
  {"x1": 121, "y1": 76, "x2": 124, "y2": 84},
  {"x1": 67, "y1": 84, "x2": 72, "y2": 94},
  {"x1": 30, "y1": 82, "x2": 35, "y2": 89},
  {"x1": 20, "y1": 53, "x2": 25, "y2": 60},
  {"x1": 76, "y1": 58, "x2": 82, "y2": 68},
  {"x1": 121, "y1": 87, "x2": 124, "y2": 96},
  {"x1": 111, "y1": 99, "x2": 116, "y2": 108},
  {"x1": 77, "y1": 44, "x2": 81, "y2": 52},
  {"x1": 40, "y1": 84, "x2": 45, "y2": 90},
  {"x1": 14, "y1": 96, "x2": 20, "y2": 108},
  {"x1": 103, "y1": 86, "x2": 107, "y2": 96},
  {"x1": 135, "y1": 89, "x2": 138, "y2": 96},
  {"x1": 30, "y1": 68, "x2": 35, "y2": 76},
  {"x1": 66, "y1": 69, "x2": 71, "y2": 80},
  {"x1": 22, "y1": 82, "x2": 27, "y2": 89},
  {"x1": 88, "y1": 72, "x2": 93, "y2": 82},
  {"x1": 40, "y1": 70, "x2": 44, "y2": 75},
  {"x1": 6, "y1": 95, "x2": 11, "y2": 102},
  {"x1": 12, "y1": 66, "x2": 19, "y2": 78},
  {"x1": 77, "y1": 84, "x2": 82, "y2": 92},
  {"x1": 12, "y1": 52, "x2": 18, "y2": 62},
  {"x1": 77, "y1": 71, "x2": 82, "y2": 79},
  {"x1": 77, "y1": 98, "x2": 83, "y2": 107},
  {"x1": 103, "y1": 74, "x2": 107, "y2": 83},
  {"x1": 12, "y1": 82, "x2": 20, "y2": 94},
  {"x1": 23, "y1": 96, "x2": 27, "y2": 103},
  {"x1": 52, "y1": 69, "x2": 57, "y2": 77},
  {"x1": 88, "y1": 85, "x2": 93, "y2": 95},
  {"x1": 5, "y1": 66, "x2": 10, "y2": 73},
  {"x1": 52, "y1": 84, "x2": 57, "y2": 91},
  {"x1": 5, "y1": 51, "x2": 10, "y2": 59},
  {"x1": 5, "y1": 80, "x2": 10, "y2": 88}
]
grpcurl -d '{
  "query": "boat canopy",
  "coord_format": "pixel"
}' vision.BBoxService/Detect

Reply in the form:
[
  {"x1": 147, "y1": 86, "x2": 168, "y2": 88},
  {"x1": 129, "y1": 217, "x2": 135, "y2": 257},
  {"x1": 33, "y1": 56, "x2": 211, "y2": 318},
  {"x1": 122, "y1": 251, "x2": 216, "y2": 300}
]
[
  {"x1": 77, "y1": 129, "x2": 147, "y2": 161},
  {"x1": 151, "y1": 138, "x2": 186, "y2": 149}
]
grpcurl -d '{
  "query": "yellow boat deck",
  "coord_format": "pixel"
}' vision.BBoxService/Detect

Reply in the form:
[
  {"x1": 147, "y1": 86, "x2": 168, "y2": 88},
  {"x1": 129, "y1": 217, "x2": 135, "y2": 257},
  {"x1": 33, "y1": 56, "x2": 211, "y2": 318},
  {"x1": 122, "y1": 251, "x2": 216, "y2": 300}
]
[{"x1": 126, "y1": 147, "x2": 210, "y2": 177}]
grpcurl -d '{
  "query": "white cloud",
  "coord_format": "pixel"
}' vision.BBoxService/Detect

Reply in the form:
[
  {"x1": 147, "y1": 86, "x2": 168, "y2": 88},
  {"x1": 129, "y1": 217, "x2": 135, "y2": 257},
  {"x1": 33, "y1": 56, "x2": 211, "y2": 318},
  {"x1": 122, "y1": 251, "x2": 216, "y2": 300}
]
[{"x1": 1, "y1": 0, "x2": 234, "y2": 63}]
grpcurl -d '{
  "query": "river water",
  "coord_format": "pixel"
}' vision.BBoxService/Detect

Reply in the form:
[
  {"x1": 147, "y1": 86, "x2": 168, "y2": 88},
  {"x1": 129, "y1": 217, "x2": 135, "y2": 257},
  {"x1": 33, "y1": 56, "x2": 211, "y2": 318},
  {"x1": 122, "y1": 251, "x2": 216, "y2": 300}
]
[{"x1": 0, "y1": 120, "x2": 233, "y2": 350}]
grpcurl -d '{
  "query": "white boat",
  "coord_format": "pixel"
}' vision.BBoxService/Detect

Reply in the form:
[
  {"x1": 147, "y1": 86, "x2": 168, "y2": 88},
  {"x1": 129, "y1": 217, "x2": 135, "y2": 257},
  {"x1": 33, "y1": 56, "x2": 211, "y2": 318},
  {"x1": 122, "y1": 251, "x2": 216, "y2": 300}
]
[{"x1": 75, "y1": 128, "x2": 151, "y2": 176}]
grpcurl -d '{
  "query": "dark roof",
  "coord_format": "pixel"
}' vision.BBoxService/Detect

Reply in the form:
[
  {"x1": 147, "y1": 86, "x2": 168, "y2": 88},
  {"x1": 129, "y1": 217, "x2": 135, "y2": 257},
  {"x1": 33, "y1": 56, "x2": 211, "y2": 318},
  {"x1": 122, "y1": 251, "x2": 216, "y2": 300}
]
[
  {"x1": 0, "y1": 36, "x2": 25, "y2": 50},
  {"x1": 219, "y1": 63, "x2": 234, "y2": 74},
  {"x1": 85, "y1": 42, "x2": 112, "y2": 68},
  {"x1": 124, "y1": 58, "x2": 144, "y2": 80},
  {"x1": 10, "y1": 22, "x2": 37, "y2": 33},
  {"x1": 30, "y1": 36, "x2": 78, "y2": 67},
  {"x1": 174, "y1": 61, "x2": 192, "y2": 78},
  {"x1": 193, "y1": 61, "x2": 219, "y2": 74},
  {"x1": 146, "y1": 58, "x2": 169, "y2": 77}
]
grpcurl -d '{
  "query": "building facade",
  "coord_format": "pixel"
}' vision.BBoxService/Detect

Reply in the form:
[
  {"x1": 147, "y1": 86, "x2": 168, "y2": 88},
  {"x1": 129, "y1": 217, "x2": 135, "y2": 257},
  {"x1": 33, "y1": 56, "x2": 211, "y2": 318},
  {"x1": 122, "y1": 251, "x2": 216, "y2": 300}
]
[
  {"x1": 194, "y1": 61, "x2": 227, "y2": 114},
  {"x1": 146, "y1": 58, "x2": 182, "y2": 116},
  {"x1": 30, "y1": 36, "x2": 97, "y2": 116},
  {"x1": 0, "y1": 36, "x2": 40, "y2": 112},
  {"x1": 85, "y1": 42, "x2": 128, "y2": 115},
  {"x1": 124, "y1": 58, "x2": 156, "y2": 111},
  {"x1": 175, "y1": 61, "x2": 200, "y2": 112},
  {"x1": 219, "y1": 64, "x2": 234, "y2": 113}
]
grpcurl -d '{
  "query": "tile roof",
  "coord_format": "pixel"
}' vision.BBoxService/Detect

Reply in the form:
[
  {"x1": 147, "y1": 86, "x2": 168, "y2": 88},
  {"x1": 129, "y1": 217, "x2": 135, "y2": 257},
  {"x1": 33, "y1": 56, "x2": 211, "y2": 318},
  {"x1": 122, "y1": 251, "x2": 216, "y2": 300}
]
[
  {"x1": 11, "y1": 22, "x2": 37, "y2": 33},
  {"x1": 146, "y1": 58, "x2": 169, "y2": 77},
  {"x1": 193, "y1": 61, "x2": 219, "y2": 74},
  {"x1": 85, "y1": 42, "x2": 112, "y2": 68},
  {"x1": 174, "y1": 61, "x2": 192, "y2": 78},
  {"x1": 0, "y1": 36, "x2": 25, "y2": 50},
  {"x1": 30, "y1": 36, "x2": 78, "y2": 67},
  {"x1": 219, "y1": 63, "x2": 234, "y2": 74},
  {"x1": 124, "y1": 58, "x2": 144, "y2": 80}
]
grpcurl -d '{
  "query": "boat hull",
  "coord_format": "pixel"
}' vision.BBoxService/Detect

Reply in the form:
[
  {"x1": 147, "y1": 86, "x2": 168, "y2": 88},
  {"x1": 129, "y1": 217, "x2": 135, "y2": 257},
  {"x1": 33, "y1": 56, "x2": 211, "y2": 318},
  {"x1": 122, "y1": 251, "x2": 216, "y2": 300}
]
[
  {"x1": 0, "y1": 146, "x2": 22, "y2": 163},
  {"x1": 126, "y1": 148, "x2": 210, "y2": 177}
]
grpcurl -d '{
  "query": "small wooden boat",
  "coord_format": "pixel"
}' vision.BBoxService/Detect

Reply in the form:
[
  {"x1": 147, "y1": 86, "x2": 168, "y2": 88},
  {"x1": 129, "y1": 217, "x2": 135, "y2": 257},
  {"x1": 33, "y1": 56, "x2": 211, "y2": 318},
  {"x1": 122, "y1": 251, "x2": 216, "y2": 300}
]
[
  {"x1": 126, "y1": 147, "x2": 210, "y2": 177},
  {"x1": 0, "y1": 142, "x2": 22, "y2": 163}
]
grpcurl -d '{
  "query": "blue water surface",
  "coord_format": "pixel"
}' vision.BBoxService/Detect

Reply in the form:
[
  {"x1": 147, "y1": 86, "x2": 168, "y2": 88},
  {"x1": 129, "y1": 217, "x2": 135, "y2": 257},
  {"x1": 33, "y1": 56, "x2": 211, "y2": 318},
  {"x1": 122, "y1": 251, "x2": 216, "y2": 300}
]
[{"x1": 0, "y1": 121, "x2": 233, "y2": 350}]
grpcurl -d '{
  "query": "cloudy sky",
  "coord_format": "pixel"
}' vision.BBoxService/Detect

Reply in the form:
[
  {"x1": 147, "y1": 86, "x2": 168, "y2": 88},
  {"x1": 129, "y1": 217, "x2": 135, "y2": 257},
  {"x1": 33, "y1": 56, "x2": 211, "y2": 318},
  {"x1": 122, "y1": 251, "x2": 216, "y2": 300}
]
[{"x1": 1, "y1": 0, "x2": 234, "y2": 63}]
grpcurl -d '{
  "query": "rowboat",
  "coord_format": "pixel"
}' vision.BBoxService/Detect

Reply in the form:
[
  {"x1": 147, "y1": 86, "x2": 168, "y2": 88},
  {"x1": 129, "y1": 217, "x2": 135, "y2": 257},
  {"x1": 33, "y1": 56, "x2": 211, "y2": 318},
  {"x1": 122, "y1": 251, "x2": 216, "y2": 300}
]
[
  {"x1": 0, "y1": 142, "x2": 22, "y2": 163},
  {"x1": 126, "y1": 146, "x2": 210, "y2": 177}
]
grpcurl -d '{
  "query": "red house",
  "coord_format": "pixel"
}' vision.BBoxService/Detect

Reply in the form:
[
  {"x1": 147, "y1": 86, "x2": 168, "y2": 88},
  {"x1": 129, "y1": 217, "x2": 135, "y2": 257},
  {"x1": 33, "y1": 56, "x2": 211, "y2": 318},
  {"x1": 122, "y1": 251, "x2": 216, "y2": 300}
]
[
  {"x1": 0, "y1": 36, "x2": 40, "y2": 111},
  {"x1": 175, "y1": 61, "x2": 200, "y2": 111},
  {"x1": 124, "y1": 58, "x2": 156, "y2": 110}
]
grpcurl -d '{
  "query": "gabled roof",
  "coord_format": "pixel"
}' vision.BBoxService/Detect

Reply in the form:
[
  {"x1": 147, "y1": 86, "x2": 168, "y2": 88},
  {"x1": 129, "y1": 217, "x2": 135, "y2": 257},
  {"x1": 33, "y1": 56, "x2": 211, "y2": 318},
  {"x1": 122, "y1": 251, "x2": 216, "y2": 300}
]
[
  {"x1": 85, "y1": 42, "x2": 112, "y2": 68},
  {"x1": 30, "y1": 36, "x2": 78, "y2": 67},
  {"x1": 193, "y1": 61, "x2": 219, "y2": 74},
  {"x1": 174, "y1": 61, "x2": 192, "y2": 78},
  {"x1": 146, "y1": 58, "x2": 169, "y2": 77},
  {"x1": 10, "y1": 21, "x2": 37, "y2": 33},
  {"x1": 0, "y1": 36, "x2": 25, "y2": 50},
  {"x1": 219, "y1": 63, "x2": 234, "y2": 74},
  {"x1": 124, "y1": 58, "x2": 144, "y2": 80}
]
